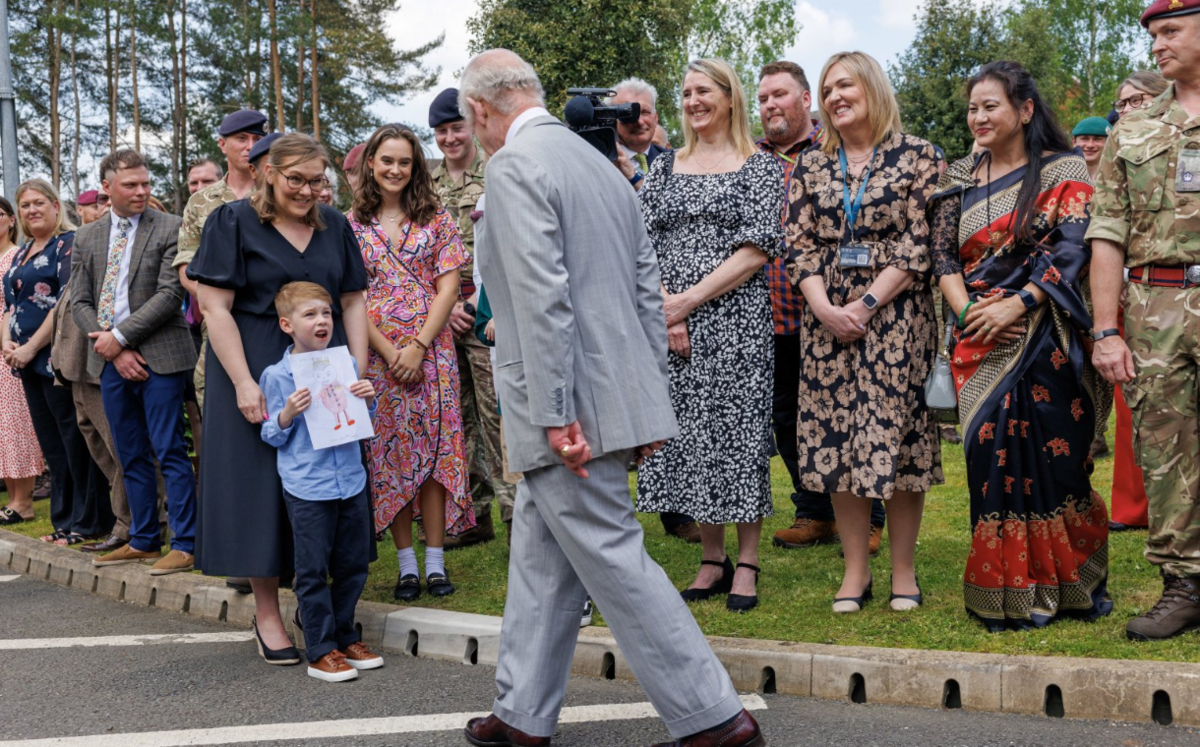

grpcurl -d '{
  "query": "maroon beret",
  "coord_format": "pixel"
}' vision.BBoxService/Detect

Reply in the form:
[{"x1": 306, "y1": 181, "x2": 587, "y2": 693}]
[
  {"x1": 77, "y1": 190, "x2": 100, "y2": 206},
  {"x1": 342, "y1": 143, "x2": 366, "y2": 172},
  {"x1": 1142, "y1": 0, "x2": 1200, "y2": 27}
]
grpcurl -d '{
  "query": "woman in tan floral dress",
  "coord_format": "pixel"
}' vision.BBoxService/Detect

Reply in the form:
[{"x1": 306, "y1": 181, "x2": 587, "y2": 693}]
[{"x1": 785, "y1": 51, "x2": 943, "y2": 613}]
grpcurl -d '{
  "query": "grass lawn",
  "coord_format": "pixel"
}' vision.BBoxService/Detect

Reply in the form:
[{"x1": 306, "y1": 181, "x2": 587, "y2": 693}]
[{"x1": 6, "y1": 416, "x2": 1200, "y2": 663}]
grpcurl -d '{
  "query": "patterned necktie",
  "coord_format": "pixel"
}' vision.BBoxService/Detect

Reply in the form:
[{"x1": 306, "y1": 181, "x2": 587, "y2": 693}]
[
  {"x1": 634, "y1": 152, "x2": 649, "y2": 173},
  {"x1": 97, "y1": 217, "x2": 131, "y2": 330}
]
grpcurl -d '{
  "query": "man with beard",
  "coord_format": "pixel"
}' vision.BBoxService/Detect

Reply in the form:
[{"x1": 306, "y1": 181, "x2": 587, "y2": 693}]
[{"x1": 756, "y1": 60, "x2": 886, "y2": 555}]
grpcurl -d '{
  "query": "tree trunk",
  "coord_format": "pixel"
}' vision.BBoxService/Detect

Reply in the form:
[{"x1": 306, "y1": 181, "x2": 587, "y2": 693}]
[
  {"x1": 112, "y1": 4, "x2": 122, "y2": 151},
  {"x1": 310, "y1": 0, "x2": 319, "y2": 141},
  {"x1": 71, "y1": 0, "x2": 81, "y2": 196},
  {"x1": 268, "y1": 0, "x2": 284, "y2": 131},
  {"x1": 48, "y1": 0, "x2": 61, "y2": 189},
  {"x1": 181, "y1": 0, "x2": 188, "y2": 175},
  {"x1": 168, "y1": 0, "x2": 182, "y2": 211},
  {"x1": 243, "y1": 0, "x2": 252, "y2": 103},
  {"x1": 105, "y1": 1, "x2": 116, "y2": 151},
  {"x1": 296, "y1": 0, "x2": 305, "y2": 132},
  {"x1": 130, "y1": 0, "x2": 141, "y2": 152}
]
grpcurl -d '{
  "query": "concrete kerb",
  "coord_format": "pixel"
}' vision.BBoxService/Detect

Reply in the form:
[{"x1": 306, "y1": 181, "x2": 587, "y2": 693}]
[{"x1": 4, "y1": 529, "x2": 1200, "y2": 728}]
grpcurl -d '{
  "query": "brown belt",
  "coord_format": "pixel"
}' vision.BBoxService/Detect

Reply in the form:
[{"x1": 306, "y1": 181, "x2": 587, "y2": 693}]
[{"x1": 1128, "y1": 265, "x2": 1200, "y2": 288}]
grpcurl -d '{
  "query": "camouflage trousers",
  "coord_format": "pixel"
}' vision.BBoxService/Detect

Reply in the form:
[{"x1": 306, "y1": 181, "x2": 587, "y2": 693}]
[
  {"x1": 456, "y1": 333, "x2": 516, "y2": 523},
  {"x1": 194, "y1": 330, "x2": 207, "y2": 412},
  {"x1": 1124, "y1": 282, "x2": 1200, "y2": 578}
]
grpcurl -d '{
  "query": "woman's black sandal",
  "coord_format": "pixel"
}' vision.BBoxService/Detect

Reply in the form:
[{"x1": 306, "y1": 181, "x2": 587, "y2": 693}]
[
  {"x1": 726, "y1": 563, "x2": 760, "y2": 613},
  {"x1": 681, "y1": 556, "x2": 735, "y2": 602}
]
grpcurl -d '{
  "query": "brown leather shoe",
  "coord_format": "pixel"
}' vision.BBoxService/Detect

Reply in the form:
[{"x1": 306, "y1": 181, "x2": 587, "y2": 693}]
[
  {"x1": 80, "y1": 535, "x2": 129, "y2": 554},
  {"x1": 341, "y1": 641, "x2": 384, "y2": 670},
  {"x1": 868, "y1": 525, "x2": 884, "y2": 557},
  {"x1": 445, "y1": 509, "x2": 496, "y2": 550},
  {"x1": 149, "y1": 549, "x2": 195, "y2": 576},
  {"x1": 92, "y1": 544, "x2": 162, "y2": 567},
  {"x1": 648, "y1": 709, "x2": 765, "y2": 747},
  {"x1": 666, "y1": 520, "x2": 702, "y2": 543},
  {"x1": 464, "y1": 713, "x2": 550, "y2": 746},
  {"x1": 1127, "y1": 576, "x2": 1200, "y2": 641},
  {"x1": 772, "y1": 518, "x2": 838, "y2": 549}
]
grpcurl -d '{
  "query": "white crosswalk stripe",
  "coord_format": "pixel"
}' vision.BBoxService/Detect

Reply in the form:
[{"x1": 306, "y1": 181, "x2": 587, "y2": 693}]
[
  {"x1": 0, "y1": 632, "x2": 255, "y2": 650},
  {"x1": 0, "y1": 575, "x2": 20, "y2": 582}
]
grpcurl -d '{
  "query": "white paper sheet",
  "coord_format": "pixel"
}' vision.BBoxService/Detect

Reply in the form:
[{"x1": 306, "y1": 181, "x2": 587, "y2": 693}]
[{"x1": 288, "y1": 345, "x2": 375, "y2": 450}]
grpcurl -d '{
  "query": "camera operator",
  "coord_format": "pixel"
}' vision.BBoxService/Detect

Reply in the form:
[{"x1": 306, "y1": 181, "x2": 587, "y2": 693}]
[{"x1": 607, "y1": 78, "x2": 667, "y2": 191}]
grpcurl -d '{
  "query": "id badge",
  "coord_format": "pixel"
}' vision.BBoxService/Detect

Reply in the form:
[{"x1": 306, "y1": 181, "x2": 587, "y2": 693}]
[
  {"x1": 1178, "y1": 149, "x2": 1200, "y2": 193},
  {"x1": 838, "y1": 244, "x2": 872, "y2": 269}
]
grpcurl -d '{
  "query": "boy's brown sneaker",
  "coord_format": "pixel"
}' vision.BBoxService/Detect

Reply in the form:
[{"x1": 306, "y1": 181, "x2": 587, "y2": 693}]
[
  {"x1": 341, "y1": 642, "x2": 384, "y2": 670},
  {"x1": 308, "y1": 650, "x2": 358, "y2": 682}
]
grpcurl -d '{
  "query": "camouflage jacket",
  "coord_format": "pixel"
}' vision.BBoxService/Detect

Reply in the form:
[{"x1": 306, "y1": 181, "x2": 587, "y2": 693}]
[
  {"x1": 1086, "y1": 85, "x2": 1200, "y2": 267},
  {"x1": 174, "y1": 178, "x2": 241, "y2": 269},
  {"x1": 432, "y1": 148, "x2": 486, "y2": 299}
]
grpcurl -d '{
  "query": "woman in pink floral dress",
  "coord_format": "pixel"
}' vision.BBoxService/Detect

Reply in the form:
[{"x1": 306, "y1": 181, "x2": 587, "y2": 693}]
[
  {"x1": 0, "y1": 196, "x2": 44, "y2": 525},
  {"x1": 348, "y1": 124, "x2": 472, "y2": 601}
]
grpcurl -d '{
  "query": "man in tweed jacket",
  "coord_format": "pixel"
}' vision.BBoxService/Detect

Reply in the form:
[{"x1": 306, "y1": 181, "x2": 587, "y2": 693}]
[{"x1": 71, "y1": 149, "x2": 198, "y2": 575}]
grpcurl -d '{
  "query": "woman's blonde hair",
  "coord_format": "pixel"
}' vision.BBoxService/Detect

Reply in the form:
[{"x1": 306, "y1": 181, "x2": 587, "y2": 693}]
[
  {"x1": 678, "y1": 58, "x2": 756, "y2": 160},
  {"x1": 817, "y1": 51, "x2": 903, "y2": 155},
  {"x1": 251, "y1": 133, "x2": 331, "y2": 230},
  {"x1": 14, "y1": 179, "x2": 76, "y2": 240}
]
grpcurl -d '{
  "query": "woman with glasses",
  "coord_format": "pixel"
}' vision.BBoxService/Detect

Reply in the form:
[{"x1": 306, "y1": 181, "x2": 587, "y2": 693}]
[
  {"x1": 0, "y1": 195, "x2": 46, "y2": 526},
  {"x1": 188, "y1": 133, "x2": 370, "y2": 665},
  {"x1": 1103, "y1": 69, "x2": 1169, "y2": 534},
  {"x1": 1114, "y1": 71, "x2": 1170, "y2": 119},
  {"x1": 347, "y1": 124, "x2": 471, "y2": 602}
]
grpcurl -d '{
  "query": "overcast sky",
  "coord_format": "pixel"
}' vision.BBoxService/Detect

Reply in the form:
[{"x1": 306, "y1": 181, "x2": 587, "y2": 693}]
[{"x1": 377, "y1": 0, "x2": 937, "y2": 156}]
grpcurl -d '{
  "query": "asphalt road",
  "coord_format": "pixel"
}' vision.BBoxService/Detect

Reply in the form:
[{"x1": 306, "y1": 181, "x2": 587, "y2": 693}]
[{"x1": 1, "y1": 573, "x2": 1198, "y2": 747}]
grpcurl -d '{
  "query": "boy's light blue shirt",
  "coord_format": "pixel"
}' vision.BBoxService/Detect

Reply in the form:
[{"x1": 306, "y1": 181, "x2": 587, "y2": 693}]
[{"x1": 260, "y1": 346, "x2": 374, "y2": 501}]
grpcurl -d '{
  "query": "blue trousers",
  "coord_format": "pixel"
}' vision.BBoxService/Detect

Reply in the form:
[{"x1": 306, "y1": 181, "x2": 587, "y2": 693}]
[
  {"x1": 100, "y1": 365, "x2": 196, "y2": 554},
  {"x1": 283, "y1": 487, "x2": 371, "y2": 662}
]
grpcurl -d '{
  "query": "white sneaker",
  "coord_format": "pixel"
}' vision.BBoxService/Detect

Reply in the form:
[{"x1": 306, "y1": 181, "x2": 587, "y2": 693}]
[{"x1": 580, "y1": 598, "x2": 593, "y2": 627}]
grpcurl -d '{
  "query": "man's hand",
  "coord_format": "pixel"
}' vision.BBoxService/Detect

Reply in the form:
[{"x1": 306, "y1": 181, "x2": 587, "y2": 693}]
[
  {"x1": 547, "y1": 420, "x2": 592, "y2": 478},
  {"x1": 113, "y1": 349, "x2": 149, "y2": 381},
  {"x1": 615, "y1": 150, "x2": 638, "y2": 182},
  {"x1": 349, "y1": 379, "x2": 375, "y2": 403},
  {"x1": 449, "y1": 301, "x2": 475, "y2": 335},
  {"x1": 88, "y1": 330, "x2": 125, "y2": 361},
  {"x1": 1093, "y1": 335, "x2": 1135, "y2": 384},
  {"x1": 667, "y1": 321, "x2": 691, "y2": 358},
  {"x1": 484, "y1": 319, "x2": 495, "y2": 342},
  {"x1": 635, "y1": 440, "x2": 666, "y2": 465}
]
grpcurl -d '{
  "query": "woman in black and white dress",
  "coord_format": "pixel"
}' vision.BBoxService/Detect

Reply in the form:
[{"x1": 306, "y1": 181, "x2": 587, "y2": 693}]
[{"x1": 636, "y1": 58, "x2": 784, "y2": 614}]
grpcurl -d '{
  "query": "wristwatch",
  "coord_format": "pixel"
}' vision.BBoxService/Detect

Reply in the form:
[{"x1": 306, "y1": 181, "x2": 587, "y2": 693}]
[
  {"x1": 1016, "y1": 289, "x2": 1038, "y2": 308},
  {"x1": 1092, "y1": 328, "x2": 1120, "y2": 341},
  {"x1": 629, "y1": 171, "x2": 644, "y2": 186},
  {"x1": 861, "y1": 292, "x2": 879, "y2": 311}
]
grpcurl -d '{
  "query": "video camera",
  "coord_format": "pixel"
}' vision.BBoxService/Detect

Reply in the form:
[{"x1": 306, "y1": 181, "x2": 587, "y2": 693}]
[{"x1": 563, "y1": 88, "x2": 641, "y2": 162}]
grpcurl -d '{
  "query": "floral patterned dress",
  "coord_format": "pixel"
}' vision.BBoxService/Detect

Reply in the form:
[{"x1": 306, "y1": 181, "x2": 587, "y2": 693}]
[
  {"x1": 3, "y1": 232, "x2": 73, "y2": 380},
  {"x1": 929, "y1": 152, "x2": 1113, "y2": 631},
  {"x1": 785, "y1": 133, "x2": 944, "y2": 501},
  {"x1": 0, "y1": 245, "x2": 45, "y2": 479},
  {"x1": 348, "y1": 210, "x2": 473, "y2": 536}
]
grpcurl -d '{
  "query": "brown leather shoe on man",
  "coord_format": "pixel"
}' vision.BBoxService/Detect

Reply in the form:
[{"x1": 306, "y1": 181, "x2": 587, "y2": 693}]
[
  {"x1": 665, "y1": 520, "x2": 702, "y2": 543},
  {"x1": 464, "y1": 713, "x2": 550, "y2": 746},
  {"x1": 149, "y1": 549, "x2": 195, "y2": 576},
  {"x1": 444, "y1": 509, "x2": 495, "y2": 550},
  {"x1": 1127, "y1": 576, "x2": 1200, "y2": 641},
  {"x1": 772, "y1": 518, "x2": 838, "y2": 549},
  {"x1": 648, "y1": 709, "x2": 766, "y2": 747},
  {"x1": 92, "y1": 544, "x2": 161, "y2": 567},
  {"x1": 80, "y1": 535, "x2": 128, "y2": 554},
  {"x1": 868, "y1": 525, "x2": 884, "y2": 557}
]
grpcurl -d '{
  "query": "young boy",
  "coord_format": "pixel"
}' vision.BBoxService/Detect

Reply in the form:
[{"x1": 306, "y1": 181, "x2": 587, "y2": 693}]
[{"x1": 260, "y1": 281, "x2": 383, "y2": 682}]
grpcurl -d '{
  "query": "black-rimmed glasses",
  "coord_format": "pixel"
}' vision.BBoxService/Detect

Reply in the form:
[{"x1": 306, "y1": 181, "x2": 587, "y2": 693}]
[
  {"x1": 282, "y1": 173, "x2": 331, "y2": 192},
  {"x1": 1114, "y1": 93, "x2": 1152, "y2": 112}
]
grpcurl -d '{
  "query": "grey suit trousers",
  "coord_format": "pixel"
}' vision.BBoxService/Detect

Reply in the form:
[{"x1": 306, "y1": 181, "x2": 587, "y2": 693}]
[{"x1": 493, "y1": 451, "x2": 742, "y2": 739}]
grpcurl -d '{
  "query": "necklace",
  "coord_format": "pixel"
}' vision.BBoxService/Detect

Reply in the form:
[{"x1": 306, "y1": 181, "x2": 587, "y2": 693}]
[
  {"x1": 692, "y1": 149, "x2": 733, "y2": 173},
  {"x1": 381, "y1": 210, "x2": 405, "y2": 224}
]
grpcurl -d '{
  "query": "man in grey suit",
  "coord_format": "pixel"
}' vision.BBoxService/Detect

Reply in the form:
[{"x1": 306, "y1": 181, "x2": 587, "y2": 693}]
[
  {"x1": 71, "y1": 149, "x2": 198, "y2": 576},
  {"x1": 459, "y1": 50, "x2": 765, "y2": 747}
]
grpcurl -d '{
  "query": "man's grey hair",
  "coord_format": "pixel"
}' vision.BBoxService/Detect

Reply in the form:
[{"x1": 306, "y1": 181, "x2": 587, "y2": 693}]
[
  {"x1": 458, "y1": 49, "x2": 546, "y2": 121},
  {"x1": 606, "y1": 77, "x2": 657, "y2": 110}
]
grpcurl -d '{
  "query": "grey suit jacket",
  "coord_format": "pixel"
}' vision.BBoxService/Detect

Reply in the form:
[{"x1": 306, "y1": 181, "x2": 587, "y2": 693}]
[
  {"x1": 71, "y1": 208, "x2": 196, "y2": 379},
  {"x1": 476, "y1": 114, "x2": 679, "y2": 473}
]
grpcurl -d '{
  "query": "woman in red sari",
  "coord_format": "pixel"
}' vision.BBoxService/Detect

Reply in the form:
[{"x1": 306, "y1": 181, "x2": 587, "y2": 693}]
[{"x1": 929, "y1": 62, "x2": 1113, "y2": 631}]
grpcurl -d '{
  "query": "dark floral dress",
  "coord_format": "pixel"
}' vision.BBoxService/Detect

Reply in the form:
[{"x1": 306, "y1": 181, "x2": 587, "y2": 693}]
[
  {"x1": 3, "y1": 232, "x2": 74, "y2": 379},
  {"x1": 785, "y1": 132, "x2": 943, "y2": 501},
  {"x1": 929, "y1": 152, "x2": 1113, "y2": 631},
  {"x1": 636, "y1": 150, "x2": 784, "y2": 524}
]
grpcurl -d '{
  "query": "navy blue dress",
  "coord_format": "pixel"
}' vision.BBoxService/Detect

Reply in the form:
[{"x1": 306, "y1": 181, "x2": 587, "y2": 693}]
[
  {"x1": 4, "y1": 232, "x2": 73, "y2": 379},
  {"x1": 187, "y1": 201, "x2": 368, "y2": 577}
]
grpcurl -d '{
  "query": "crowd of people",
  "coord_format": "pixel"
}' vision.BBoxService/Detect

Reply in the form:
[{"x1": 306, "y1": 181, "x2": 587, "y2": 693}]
[{"x1": 1, "y1": 0, "x2": 1199, "y2": 736}]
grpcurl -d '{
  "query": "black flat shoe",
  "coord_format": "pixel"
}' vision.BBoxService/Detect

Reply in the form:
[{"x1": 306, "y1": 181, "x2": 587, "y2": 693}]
[
  {"x1": 726, "y1": 563, "x2": 760, "y2": 613},
  {"x1": 252, "y1": 616, "x2": 300, "y2": 665},
  {"x1": 393, "y1": 573, "x2": 422, "y2": 602},
  {"x1": 889, "y1": 573, "x2": 923, "y2": 610},
  {"x1": 832, "y1": 575, "x2": 873, "y2": 613},
  {"x1": 681, "y1": 556, "x2": 734, "y2": 602},
  {"x1": 426, "y1": 571, "x2": 456, "y2": 597}
]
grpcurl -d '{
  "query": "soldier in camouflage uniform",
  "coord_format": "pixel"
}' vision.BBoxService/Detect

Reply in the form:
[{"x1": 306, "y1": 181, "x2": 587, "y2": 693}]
[
  {"x1": 1086, "y1": 0, "x2": 1200, "y2": 640},
  {"x1": 429, "y1": 87, "x2": 513, "y2": 548},
  {"x1": 175, "y1": 110, "x2": 266, "y2": 413}
]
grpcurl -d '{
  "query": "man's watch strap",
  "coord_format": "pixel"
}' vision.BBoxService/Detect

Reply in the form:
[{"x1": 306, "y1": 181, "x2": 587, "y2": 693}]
[
  {"x1": 629, "y1": 171, "x2": 644, "y2": 186},
  {"x1": 1092, "y1": 328, "x2": 1120, "y2": 341}
]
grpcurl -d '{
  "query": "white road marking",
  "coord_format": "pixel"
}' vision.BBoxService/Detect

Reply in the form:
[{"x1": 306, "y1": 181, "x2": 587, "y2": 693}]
[
  {"x1": 0, "y1": 632, "x2": 255, "y2": 650},
  {"x1": 0, "y1": 695, "x2": 767, "y2": 746},
  {"x1": 0, "y1": 575, "x2": 20, "y2": 582}
]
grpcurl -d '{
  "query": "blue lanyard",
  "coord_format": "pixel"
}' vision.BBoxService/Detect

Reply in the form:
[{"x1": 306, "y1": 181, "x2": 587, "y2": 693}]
[{"x1": 838, "y1": 146, "x2": 876, "y2": 242}]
